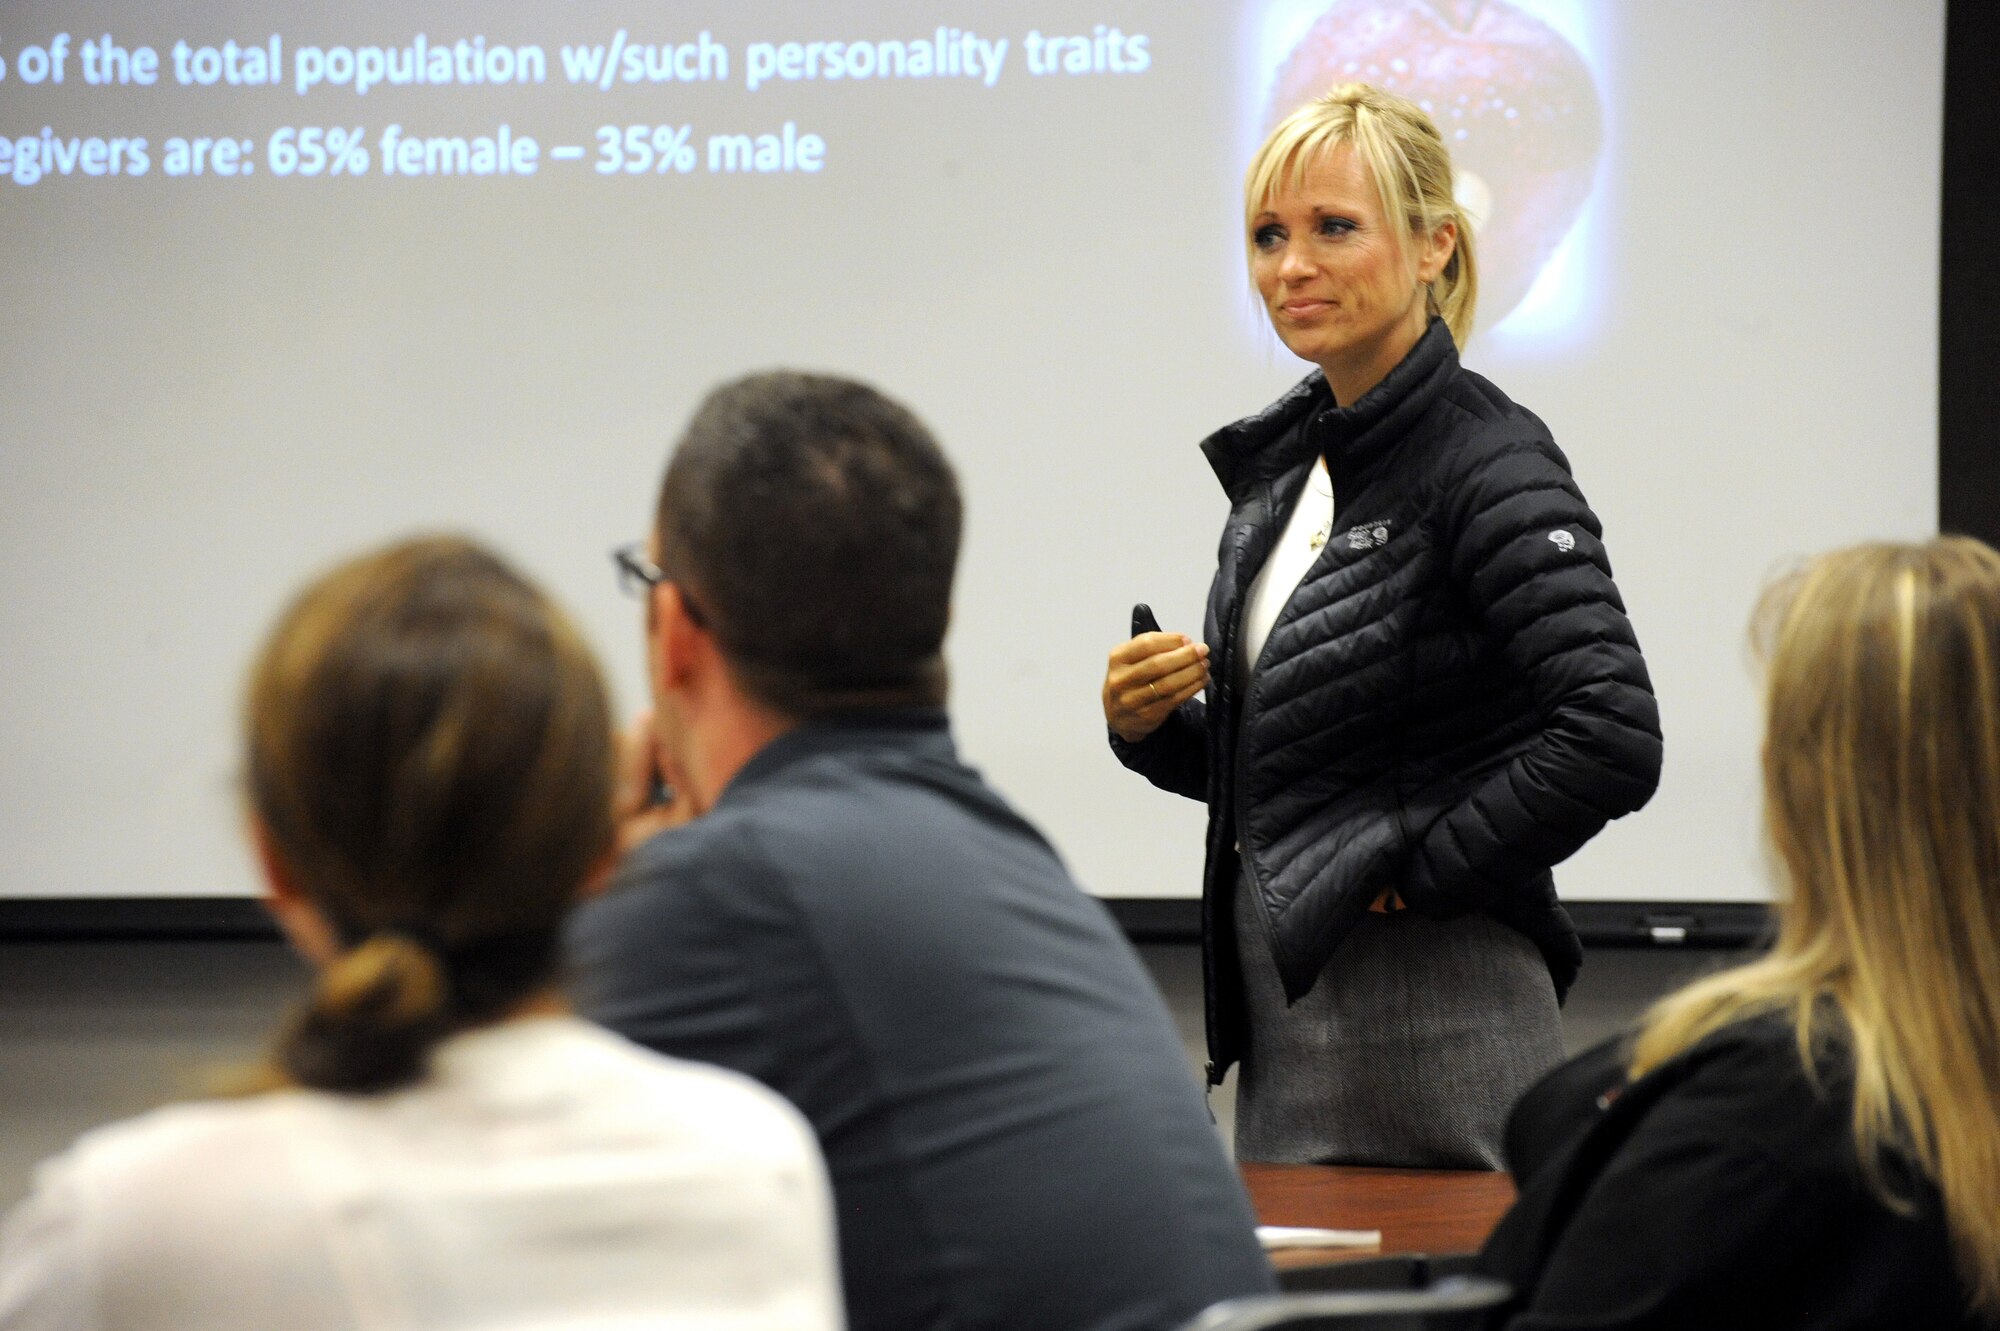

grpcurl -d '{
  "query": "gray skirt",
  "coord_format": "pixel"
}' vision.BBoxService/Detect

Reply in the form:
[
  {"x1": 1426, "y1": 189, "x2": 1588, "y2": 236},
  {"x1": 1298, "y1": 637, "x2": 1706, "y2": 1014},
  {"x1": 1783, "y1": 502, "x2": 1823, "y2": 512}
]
[{"x1": 1231, "y1": 869, "x2": 1563, "y2": 1169}]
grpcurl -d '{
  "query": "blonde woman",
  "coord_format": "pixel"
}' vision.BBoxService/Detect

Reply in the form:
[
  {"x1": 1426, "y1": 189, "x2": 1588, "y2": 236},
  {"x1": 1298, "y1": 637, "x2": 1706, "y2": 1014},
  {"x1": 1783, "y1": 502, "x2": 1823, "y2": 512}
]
[
  {"x1": 1102, "y1": 84, "x2": 1661, "y2": 1168},
  {"x1": 0, "y1": 537, "x2": 840, "y2": 1331},
  {"x1": 1481, "y1": 538, "x2": 2000, "y2": 1328}
]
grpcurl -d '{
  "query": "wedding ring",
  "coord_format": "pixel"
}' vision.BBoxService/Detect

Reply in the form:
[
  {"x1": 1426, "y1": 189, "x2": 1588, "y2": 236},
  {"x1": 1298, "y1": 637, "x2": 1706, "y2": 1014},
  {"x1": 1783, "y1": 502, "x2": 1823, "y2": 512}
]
[{"x1": 1148, "y1": 682, "x2": 1161, "y2": 701}]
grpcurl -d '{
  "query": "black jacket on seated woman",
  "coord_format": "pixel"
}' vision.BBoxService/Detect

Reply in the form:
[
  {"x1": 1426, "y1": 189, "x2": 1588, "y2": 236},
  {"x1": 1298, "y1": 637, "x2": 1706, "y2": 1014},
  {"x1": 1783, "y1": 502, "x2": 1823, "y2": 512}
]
[
  {"x1": 1478, "y1": 539, "x2": 2000, "y2": 1330},
  {"x1": 1482, "y1": 1018, "x2": 1978, "y2": 1329}
]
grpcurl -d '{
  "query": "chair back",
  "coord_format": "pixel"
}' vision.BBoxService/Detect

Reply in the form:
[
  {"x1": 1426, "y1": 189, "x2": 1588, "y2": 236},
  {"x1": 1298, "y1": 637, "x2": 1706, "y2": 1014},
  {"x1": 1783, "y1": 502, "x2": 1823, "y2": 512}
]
[
  {"x1": 1276, "y1": 1252, "x2": 1483, "y2": 1294},
  {"x1": 1182, "y1": 1276, "x2": 1511, "y2": 1331}
]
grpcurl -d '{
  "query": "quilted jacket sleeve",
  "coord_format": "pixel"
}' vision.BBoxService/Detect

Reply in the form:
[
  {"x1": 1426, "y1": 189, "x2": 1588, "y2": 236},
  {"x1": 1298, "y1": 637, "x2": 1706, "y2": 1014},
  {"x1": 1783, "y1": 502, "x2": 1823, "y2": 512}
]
[
  {"x1": 1401, "y1": 435, "x2": 1663, "y2": 912},
  {"x1": 1108, "y1": 701, "x2": 1210, "y2": 804}
]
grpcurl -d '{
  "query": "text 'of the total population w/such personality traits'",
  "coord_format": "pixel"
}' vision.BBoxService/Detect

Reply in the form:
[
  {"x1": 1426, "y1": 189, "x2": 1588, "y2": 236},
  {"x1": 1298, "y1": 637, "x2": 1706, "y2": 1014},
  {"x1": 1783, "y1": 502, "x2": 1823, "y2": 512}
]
[{"x1": 0, "y1": 29, "x2": 1152, "y2": 94}]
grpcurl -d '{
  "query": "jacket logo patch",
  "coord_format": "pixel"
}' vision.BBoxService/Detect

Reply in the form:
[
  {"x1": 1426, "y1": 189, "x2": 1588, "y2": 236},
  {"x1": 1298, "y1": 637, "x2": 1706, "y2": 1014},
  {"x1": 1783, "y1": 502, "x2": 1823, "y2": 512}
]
[
  {"x1": 1548, "y1": 529, "x2": 1577, "y2": 553},
  {"x1": 1347, "y1": 521, "x2": 1393, "y2": 551}
]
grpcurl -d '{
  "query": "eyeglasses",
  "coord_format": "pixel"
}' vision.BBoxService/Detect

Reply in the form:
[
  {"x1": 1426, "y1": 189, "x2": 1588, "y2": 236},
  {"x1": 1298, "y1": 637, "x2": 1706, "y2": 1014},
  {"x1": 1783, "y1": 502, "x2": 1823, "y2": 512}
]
[
  {"x1": 612, "y1": 543, "x2": 665, "y2": 596},
  {"x1": 611, "y1": 543, "x2": 708, "y2": 627}
]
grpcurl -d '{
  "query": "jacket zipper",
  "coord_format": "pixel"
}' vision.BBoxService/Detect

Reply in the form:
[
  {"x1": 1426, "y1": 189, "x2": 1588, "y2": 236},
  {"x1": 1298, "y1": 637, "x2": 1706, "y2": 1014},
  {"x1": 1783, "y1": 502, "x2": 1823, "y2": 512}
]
[
  {"x1": 1208, "y1": 471, "x2": 1284, "y2": 1086},
  {"x1": 1232, "y1": 462, "x2": 1321, "y2": 907}
]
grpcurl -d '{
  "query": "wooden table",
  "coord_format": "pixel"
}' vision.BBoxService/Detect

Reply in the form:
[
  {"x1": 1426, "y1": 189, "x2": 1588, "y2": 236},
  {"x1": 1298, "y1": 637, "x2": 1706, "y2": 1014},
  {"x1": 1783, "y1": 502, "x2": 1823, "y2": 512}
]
[{"x1": 1241, "y1": 1162, "x2": 1517, "y2": 1272}]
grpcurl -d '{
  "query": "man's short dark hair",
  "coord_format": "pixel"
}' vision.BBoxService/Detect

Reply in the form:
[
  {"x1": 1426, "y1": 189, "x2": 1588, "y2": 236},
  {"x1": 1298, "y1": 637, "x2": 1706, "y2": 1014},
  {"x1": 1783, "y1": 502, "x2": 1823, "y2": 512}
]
[{"x1": 654, "y1": 371, "x2": 962, "y2": 716}]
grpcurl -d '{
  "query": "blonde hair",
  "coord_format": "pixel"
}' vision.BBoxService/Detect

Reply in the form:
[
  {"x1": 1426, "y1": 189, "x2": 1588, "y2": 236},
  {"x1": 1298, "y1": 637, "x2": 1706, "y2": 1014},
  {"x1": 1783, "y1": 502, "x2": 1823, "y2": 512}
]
[
  {"x1": 1244, "y1": 82, "x2": 1478, "y2": 347},
  {"x1": 246, "y1": 536, "x2": 616, "y2": 1093},
  {"x1": 1632, "y1": 537, "x2": 2000, "y2": 1314}
]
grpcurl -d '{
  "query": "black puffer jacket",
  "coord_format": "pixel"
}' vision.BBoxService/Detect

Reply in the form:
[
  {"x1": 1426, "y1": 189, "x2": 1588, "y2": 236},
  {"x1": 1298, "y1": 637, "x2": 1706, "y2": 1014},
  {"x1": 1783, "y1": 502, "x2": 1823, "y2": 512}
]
[{"x1": 1114, "y1": 320, "x2": 1662, "y2": 1081}]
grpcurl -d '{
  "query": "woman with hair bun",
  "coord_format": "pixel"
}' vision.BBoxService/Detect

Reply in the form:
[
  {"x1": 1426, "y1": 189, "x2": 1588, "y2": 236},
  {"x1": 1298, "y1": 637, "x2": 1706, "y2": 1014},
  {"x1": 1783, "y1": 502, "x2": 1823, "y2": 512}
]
[
  {"x1": 1103, "y1": 83, "x2": 1661, "y2": 1168},
  {"x1": 1483, "y1": 538, "x2": 2000, "y2": 1327},
  {"x1": 0, "y1": 536, "x2": 841, "y2": 1331}
]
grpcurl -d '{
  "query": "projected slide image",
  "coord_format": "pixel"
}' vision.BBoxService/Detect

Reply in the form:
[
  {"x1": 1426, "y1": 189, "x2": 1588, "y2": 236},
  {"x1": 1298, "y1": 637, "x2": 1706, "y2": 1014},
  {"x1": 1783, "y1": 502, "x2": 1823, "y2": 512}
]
[{"x1": 1261, "y1": 0, "x2": 1604, "y2": 335}]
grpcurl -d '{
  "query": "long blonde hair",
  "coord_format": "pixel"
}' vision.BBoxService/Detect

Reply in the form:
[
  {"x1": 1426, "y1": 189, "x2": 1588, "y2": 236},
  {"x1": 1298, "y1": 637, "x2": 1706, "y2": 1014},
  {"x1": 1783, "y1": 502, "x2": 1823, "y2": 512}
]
[
  {"x1": 1244, "y1": 82, "x2": 1478, "y2": 347},
  {"x1": 1633, "y1": 537, "x2": 2000, "y2": 1314}
]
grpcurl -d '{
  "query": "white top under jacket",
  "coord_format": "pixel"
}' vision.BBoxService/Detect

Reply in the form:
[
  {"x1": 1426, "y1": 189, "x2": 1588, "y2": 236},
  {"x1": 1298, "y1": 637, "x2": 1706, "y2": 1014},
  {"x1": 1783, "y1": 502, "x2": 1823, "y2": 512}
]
[
  {"x1": 0, "y1": 1015, "x2": 842, "y2": 1331},
  {"x1": 1238, "y1": 456, "x2": 1335, "y2": 684}
]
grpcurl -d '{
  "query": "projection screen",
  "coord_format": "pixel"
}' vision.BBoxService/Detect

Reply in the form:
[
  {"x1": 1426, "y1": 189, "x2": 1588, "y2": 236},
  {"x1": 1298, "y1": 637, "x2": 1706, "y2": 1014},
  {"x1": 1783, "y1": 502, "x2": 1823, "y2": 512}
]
[{"x1": 0, "y1": 0, "x2": 1943, "y2": 905}]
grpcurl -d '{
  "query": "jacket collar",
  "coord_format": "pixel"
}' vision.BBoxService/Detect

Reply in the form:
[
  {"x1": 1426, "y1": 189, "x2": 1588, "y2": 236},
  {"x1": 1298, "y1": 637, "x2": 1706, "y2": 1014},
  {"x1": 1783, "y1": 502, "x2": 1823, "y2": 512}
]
[
  {"x1": 1200, "y1": 317, "x2": 1460, "y2": 497},
  {"x1": 721, "y1": 707, "x2": 954, "y2": 799}
]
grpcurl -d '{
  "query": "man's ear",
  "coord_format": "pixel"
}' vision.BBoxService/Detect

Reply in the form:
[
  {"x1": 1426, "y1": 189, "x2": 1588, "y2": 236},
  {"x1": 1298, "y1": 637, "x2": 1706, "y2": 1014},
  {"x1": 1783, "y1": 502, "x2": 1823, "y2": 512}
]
[{"x1": 652, "y1": 582, "x2": 707, "y2": 691}]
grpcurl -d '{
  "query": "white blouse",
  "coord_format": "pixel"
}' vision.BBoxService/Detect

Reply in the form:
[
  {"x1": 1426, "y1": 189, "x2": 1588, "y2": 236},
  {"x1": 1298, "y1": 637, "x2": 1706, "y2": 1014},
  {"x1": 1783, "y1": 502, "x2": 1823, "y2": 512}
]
[
  {"x1": 1238, "y1": 456, "x2": 1335, "y2": 684},
  {"x1": 0, "y1": 1016, "x2": 842, "y2": 1331}
]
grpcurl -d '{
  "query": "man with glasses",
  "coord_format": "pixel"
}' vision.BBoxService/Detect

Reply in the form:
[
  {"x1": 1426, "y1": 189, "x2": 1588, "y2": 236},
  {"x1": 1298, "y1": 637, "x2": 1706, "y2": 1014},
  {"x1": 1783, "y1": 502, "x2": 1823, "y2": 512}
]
[{"x1": 570, "y1": 371, "x2": 1273, "y2": 1331}]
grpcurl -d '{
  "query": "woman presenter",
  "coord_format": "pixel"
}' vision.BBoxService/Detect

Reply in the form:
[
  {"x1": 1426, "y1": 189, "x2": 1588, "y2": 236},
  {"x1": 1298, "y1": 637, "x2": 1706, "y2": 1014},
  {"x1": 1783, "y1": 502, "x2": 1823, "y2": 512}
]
[{"x1": 1103, "y1": 83, "x2": 1661, "y2": 1167}]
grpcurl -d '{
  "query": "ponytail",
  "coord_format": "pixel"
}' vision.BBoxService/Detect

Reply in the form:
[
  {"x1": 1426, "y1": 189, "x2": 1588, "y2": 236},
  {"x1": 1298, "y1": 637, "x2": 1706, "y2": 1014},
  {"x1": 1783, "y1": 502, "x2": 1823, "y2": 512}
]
[
  {"x1": 276, "y1": 932, "x2": 449, "y2": 1093},
  {"x1": 1430, "y1": 214, "x2": 1478, "y2": 350},
  {"x1": 274, "y1": 925, "x2": 562, "y2": 1094}
]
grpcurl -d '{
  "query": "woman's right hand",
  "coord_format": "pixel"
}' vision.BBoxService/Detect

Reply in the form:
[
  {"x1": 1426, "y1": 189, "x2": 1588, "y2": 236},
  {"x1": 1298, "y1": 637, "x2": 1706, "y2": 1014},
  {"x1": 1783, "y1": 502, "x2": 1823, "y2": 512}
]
[{"x1": 1103, "y1": 632, "x2": 1210, "y2": 743}]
